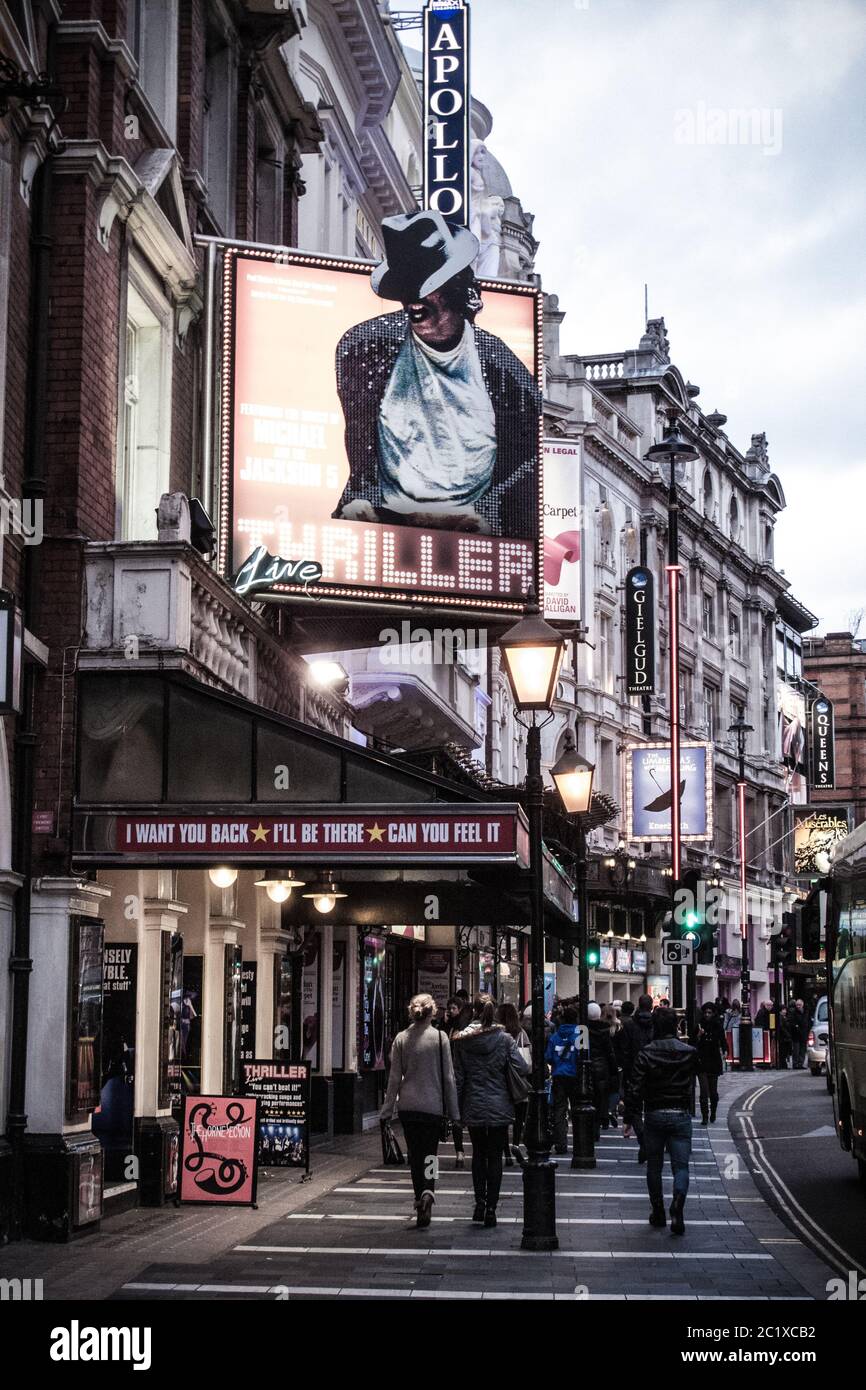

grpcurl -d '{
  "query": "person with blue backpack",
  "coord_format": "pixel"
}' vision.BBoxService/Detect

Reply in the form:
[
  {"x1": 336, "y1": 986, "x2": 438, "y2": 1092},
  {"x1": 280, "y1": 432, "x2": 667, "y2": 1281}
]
[{"x1": 545, "y1": 1003, "x2": 582, "y2": 1154}]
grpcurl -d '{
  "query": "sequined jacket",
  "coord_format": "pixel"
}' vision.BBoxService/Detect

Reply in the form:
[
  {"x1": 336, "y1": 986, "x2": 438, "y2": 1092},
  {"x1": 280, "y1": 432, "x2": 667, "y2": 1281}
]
[{"x1": 332, "y1": 311, "x2": 541, "y2": 539}]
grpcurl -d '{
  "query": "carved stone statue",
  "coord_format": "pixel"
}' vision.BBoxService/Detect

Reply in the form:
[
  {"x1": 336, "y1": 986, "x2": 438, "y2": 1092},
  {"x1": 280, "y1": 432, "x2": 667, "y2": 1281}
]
[{"x1": 469, "y1": 140, "x2": 504, "y2": 277}]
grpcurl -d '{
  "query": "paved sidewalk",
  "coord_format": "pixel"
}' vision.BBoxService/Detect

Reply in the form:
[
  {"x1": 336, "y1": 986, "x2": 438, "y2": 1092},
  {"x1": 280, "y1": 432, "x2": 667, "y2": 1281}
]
[
  {"x1": 0, "y1": 1131, "x2": 381, "y2": 1301},
  {"x1": 0, "y1": 1073, "x2": 835, "y2": 1302},
  {"x1": 105, "y1": 1073, "x2": 834, "y2": 1301}
]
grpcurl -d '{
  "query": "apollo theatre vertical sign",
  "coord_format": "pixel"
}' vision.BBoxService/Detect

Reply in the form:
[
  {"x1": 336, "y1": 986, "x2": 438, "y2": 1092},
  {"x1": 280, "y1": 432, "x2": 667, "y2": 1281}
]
[{"x1": 423, "y1": 1, "x2": 471, "y2": 226}]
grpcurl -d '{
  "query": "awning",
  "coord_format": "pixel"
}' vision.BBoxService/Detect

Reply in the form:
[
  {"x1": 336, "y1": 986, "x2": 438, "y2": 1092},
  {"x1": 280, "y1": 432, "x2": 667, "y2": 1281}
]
[{"x1": 72, "y1": 670, "x2": 576, "y2": 926}]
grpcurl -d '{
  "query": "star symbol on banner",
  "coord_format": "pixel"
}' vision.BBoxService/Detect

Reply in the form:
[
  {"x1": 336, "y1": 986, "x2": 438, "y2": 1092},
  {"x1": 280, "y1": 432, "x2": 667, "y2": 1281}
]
[
  {"x1": 366, "y1": 823, "x2": 385, "y2": 843},
  {"x1": 251, "y1": 822, "x2": 270, "y2": 843}
]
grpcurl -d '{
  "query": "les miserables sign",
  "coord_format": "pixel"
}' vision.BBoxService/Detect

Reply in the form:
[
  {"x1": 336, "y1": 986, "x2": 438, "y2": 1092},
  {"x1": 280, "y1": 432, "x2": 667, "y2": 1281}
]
[{"x1": 113, "y1": 808, "x2": 529, "y2": 867}]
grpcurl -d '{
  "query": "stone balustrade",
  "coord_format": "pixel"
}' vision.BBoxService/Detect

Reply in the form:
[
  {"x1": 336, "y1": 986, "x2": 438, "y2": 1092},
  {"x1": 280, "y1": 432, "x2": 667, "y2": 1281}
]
[{"x1": 81, "y1": 541, "x2": 350, "y2": 738}]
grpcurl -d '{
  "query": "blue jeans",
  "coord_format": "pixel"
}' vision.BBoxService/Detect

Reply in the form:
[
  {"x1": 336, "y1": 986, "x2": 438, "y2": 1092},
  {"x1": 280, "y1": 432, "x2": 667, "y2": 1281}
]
[{"x1": 644, "y1": 1109, "x2": 692, "y2": 1207}]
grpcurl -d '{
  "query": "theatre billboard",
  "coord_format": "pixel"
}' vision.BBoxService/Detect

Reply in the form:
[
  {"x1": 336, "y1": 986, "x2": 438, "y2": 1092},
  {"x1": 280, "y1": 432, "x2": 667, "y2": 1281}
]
[{"x1": 219, "y1": 224, "x2": 542, "y2": 613}]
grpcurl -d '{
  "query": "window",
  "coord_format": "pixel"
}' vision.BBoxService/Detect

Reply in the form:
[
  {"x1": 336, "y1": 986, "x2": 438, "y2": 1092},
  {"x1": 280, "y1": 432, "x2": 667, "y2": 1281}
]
[
  {"x1": 255, "y1": 110, "x2": 284, "y2": 246},
  {"x1": 117, "y1": 261, "x2": 173, "y2": 541},
  {"x1": 703, "y1": 684, "x2": 719, "y2": 738},
  {"x1": 776, "y1": 627, "x2": 786, "y2": 674},
  {"x1": 680, "y1": 668, "x2": 693, "y2": 725},
  {"x1": 764, "y1": 523, "x2": 774, "y2": 562},
  {"x1": 702, "y1": 591, "x2": 716, "y2": 639},
  {"x1": 128, "y1": 1, "x2": 179, "y2": 140},
  {"x1": 702, "y1": 470, "x2": 714, "y2": 518},
  {"x1": 599, "y1": 737, "x2": 615, "y2": 795},
  {"x1": 203, "y1": 20, "x2": 237, "y2": 235},
  {"x1": 598, "y1": 615, "x2": 615, "y2": 693},
  {"x1": 729, "y1": 611, "x2": 741, "y2": 659},
  {"x1": 729, "y1": 495, "x2": 740, "y2": 540}
]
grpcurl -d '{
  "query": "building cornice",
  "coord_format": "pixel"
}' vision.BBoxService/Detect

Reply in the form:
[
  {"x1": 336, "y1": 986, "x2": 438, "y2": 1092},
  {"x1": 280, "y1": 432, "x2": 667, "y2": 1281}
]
[{"x1": 54, "y1": 19, "x2": 138, "y2": 82}]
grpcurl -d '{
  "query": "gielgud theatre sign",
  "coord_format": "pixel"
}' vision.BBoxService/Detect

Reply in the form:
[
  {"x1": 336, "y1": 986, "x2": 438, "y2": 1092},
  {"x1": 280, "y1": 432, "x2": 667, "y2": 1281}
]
[{"x1": 216, "y1": 207, "x2": 543, "y2": 612}]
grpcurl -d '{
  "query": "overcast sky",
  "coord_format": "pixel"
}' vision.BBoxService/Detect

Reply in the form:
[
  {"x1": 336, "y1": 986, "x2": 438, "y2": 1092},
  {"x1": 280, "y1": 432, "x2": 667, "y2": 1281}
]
[{"x1": 403, "y1": 0, "x2": 866, "y2": 634}]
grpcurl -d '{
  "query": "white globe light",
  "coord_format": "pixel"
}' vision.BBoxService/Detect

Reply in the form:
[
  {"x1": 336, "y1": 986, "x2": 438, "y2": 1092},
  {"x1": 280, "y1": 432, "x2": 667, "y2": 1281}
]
[
  {"x1": 208, "y1": 866, "x2": 238, "y2": 889},
  {"x1": 313, "y1": 893, "x2": 336, "y2": 914},
  {"x1": 266, "y1": 881, "x2": 293, "y2": 904}
]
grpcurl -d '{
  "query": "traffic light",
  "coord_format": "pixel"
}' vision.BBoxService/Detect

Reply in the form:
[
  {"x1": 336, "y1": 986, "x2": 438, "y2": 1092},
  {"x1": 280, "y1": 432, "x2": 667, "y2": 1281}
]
[
  {"x1": 586, "y1": 935, "x2": 600, "y2": 968},
  {"x1": 675, "y1": 868, "x2": 716, "y2": 965},
  {"x1": 800, "y1": 897, "x2": 822, "y2": 960},
  {"x1": 777, "y1": 912, "x2": 796, "y2": 967}
]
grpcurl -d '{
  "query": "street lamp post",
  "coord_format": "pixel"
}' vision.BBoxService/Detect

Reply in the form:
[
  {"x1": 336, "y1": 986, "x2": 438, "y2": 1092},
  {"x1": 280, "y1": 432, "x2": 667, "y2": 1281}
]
[
  {"x1": 645, "y1": 414, "x2": 699, "y2": 1010},
  {"x1": 729, "y1": 714, "x2": 754, "y2": 1071},
  {"x1": 498, "y1": 599, "x2": 566, "y2": 1251},
  {"x1": 551, "y1": 729, "x2": 597, "y2": 1169}
]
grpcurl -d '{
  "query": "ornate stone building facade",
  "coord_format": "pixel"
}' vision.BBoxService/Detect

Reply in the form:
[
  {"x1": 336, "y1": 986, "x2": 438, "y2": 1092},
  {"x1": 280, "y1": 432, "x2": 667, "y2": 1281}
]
[{"x1": 493, "y1": 304, "x2": 817, "y2": 1007}]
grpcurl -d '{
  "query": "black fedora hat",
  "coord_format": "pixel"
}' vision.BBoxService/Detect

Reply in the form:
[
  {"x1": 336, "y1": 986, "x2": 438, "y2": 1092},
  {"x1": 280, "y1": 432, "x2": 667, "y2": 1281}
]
[{"x1": 371, "y1": 209, "x2": 479, "y2": 302}]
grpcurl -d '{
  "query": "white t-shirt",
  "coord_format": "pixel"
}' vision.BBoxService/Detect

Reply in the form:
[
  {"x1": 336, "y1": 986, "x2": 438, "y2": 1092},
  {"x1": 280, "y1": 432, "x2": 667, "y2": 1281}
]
[{"x1": 377, "y1": 322, "x2": 497, "y2": 514}]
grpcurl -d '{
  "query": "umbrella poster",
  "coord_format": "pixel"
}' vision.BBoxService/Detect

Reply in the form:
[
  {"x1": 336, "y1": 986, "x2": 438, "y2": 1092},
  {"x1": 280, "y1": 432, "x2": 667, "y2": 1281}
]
[
  {"x1": 178, "y1": 1095, "x2": 259, "y2": 1207},
  {"x1": 627, "y1": 742, "x2": 713, "y2": 841}
]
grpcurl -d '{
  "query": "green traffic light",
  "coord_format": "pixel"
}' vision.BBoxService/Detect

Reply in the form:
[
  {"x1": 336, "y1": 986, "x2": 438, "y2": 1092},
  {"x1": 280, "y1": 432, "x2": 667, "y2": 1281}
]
[{"x1": 587, "y1": 951, "x2": 599, "y2": 965}]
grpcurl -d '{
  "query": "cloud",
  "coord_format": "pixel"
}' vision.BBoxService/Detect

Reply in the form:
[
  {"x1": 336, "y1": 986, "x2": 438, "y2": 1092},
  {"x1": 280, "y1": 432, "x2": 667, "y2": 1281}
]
[{"x1": 462, "y1": 0, "x2": 866, "y2": 630}]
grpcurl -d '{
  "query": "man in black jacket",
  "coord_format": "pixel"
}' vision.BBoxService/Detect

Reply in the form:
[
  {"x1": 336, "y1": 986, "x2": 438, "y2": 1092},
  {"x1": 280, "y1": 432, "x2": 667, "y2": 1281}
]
[
  {"x1": 789, "y1": 998, "x2": 810, "y2": 1069},
  {"x1": 626, "y1": 1007, "x2": 698, "y2": 1234},
  {"x1": 620, "y1": 994, "x2": 655, "y2": 1146},
  {"x1": 332, "y1": 209, "x2": 541, "y2": 540}
]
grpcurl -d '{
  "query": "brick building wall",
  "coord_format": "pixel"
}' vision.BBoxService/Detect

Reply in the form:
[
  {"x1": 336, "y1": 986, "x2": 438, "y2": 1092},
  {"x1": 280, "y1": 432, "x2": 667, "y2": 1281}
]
[{"x1": 804, "y1": 632, "x2": 866, "y2": 829}]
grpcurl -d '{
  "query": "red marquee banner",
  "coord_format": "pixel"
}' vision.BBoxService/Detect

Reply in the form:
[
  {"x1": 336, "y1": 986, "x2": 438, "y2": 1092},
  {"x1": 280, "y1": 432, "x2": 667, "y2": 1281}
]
[{"x1": 115, "y1": 808, "x2": 527, "y2": 863}]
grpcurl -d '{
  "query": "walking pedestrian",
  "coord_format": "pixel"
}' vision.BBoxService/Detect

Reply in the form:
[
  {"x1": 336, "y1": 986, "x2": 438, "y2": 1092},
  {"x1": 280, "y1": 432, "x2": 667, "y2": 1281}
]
[
  {"x1": 777, "y1": 1006, "x2": 792, "y2": 1069},
  {"x1": 444, "y1": 994, "x2": 473, "y2": 1168},
  {"x1": 691, "y1": 1002, "x2": 727, "y2": 1124},
  {"x1": 621, "y1": 993, "x2": 655, "y2": 1151},
  {"x1": 587, "y1": 1001, "x2": 616, "y2": 1140},
  {"x1": 626, "y1": 1005, "x2": 698, "y2": 1235},
  {"x1": 544, "y1": 1003, "x2": 582, "y2": 1154},
  {"x1": 380, "y1": 993, "x2": 460, "y2": 1229},
  {"x1": 754, "y1": 1001, "x2": 771, "y2": 1030},
  {"x1": 724, "y1": 999, "x2": 741, "y2": 1035},
  {"x1": 497, "y1": 1001, "x2": 531, "y2": 1163},
  {"x1": 789, "y1": 998, "x2": 810, "y2": 1069},
  {"x1": 452, "y1": 993, "x2": 530, "y2": 1227},
  {"x1": 601, "y1": 1002, "x2": 623, "y2": 1127}
]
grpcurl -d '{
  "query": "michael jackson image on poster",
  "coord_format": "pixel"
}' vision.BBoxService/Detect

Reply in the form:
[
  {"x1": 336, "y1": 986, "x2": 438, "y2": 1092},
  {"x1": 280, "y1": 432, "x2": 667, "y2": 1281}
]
[{"x1": 331, "y1": 209, "x2": 541, "y2": 540}]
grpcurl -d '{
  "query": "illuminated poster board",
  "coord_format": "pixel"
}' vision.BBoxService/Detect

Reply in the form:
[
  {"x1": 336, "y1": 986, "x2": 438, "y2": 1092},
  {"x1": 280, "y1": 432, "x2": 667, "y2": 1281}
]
[
  {"x1": 221, "y1": 244, "x2": 541, "y2": 610},
  {"x1": 627, "y1": 742, "x2": 713, "y2": 842}
]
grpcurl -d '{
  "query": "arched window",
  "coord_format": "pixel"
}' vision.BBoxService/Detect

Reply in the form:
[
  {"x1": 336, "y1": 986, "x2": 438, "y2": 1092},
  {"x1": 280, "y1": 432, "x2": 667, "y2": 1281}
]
[
  {"x1": 703, "y1": 470, "x2": 714, "y2": 518},
  {"x1": 729, "y1": 495, "x2": 740, "y2": 541}
]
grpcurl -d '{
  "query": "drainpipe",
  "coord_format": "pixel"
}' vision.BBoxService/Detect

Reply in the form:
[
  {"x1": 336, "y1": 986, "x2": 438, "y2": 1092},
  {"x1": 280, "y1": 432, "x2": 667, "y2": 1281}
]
[{"x1": 7, "y1": 142, "x2": 51, "y2": 1237}]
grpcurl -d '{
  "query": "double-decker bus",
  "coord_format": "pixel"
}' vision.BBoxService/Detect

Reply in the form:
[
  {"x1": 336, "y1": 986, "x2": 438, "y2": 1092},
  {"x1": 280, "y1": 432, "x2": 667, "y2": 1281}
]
[{"x1": 828, "y1": 819, "x2": 866, "y2": 1187}]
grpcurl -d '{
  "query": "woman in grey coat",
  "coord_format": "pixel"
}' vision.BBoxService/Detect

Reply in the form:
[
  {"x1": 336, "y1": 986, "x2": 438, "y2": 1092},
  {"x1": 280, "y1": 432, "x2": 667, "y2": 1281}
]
[
  {"x1": 452, "y1": 994, "x2": 530, "y2": 1227},
  {"x1": 380, "y1": 993, "x2": 460, "y2": 1228}
]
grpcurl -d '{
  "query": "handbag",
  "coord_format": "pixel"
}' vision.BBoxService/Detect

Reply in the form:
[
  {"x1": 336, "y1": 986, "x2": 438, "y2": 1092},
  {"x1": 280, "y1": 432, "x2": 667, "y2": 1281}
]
[
  {"x1": 505, "y1": 1043, "x2": 533, "y2": 1105},
  {"x1": 380, "y1": 1118, "x2": 405, "y2": 1166},
  {"x1": 437, "y1": 1030, "x2": 451, "y2": 1142},
  {"x1": 516, "y1": 1028, "x2": 532, "y2": 1069}
]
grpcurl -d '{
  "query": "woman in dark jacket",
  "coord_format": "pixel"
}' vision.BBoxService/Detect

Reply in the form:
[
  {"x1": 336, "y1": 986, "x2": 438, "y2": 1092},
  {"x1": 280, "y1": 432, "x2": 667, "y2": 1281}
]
[
  {"x1": 497, "y1": 1002, "x2": 531, "y2": 1164},
  {"x1": 443, "y1": 995, "x2": 473, "y2": 1168},
  {"x1": 453, "y1": 994, "x2": 530, "y2": 1228},
  {"x1": 691, "y1": 1002, "x2": 727, "y2": 1124}
]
